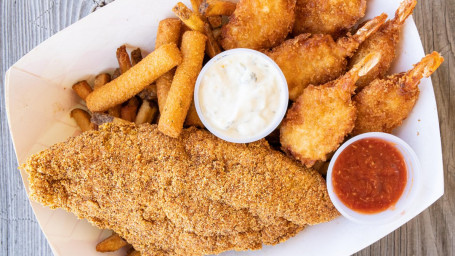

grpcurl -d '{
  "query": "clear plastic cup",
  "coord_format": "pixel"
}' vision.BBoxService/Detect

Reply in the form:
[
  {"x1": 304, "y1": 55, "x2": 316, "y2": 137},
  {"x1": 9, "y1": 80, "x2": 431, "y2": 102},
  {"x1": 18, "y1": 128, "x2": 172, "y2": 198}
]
[
  {"x1": 326, "y1": 132, "x2": 421, "y2": 224},
  {"x1": 194, "y1": 48, "x2": 289, "y2": 143}
]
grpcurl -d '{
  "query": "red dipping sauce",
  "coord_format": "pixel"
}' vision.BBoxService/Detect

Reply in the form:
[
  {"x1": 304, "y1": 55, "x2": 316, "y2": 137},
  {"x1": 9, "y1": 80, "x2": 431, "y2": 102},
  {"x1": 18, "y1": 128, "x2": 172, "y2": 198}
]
[{"x1": 332, "y1": 138, "x2": 407, "y2": 214}]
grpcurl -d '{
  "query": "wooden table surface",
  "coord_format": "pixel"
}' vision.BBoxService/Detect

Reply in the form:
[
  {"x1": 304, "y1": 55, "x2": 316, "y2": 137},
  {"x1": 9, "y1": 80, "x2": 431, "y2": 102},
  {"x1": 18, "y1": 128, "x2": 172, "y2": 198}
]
[{"x1": 0, "y1": 0, "x2": 453, "y2": 255}]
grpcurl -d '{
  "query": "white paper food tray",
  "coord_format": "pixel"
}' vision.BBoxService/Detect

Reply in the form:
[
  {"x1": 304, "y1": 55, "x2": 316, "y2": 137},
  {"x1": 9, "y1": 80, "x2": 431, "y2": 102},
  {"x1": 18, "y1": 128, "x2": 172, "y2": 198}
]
[{"x1": 4, "y1": 0, "x2": 444, "y2": 255}]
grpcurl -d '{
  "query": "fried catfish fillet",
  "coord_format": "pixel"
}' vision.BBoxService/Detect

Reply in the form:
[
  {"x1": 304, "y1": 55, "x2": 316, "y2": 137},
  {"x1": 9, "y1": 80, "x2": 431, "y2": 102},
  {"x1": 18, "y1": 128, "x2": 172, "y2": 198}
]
[
  {"x1": 221, "y1": 0, "x2": 296, "y2": 50},
  {"x1": 349, "y1": 0, "x2": 417, "y2": 89},
  {"x1": 267, "y1": 13, "x2": 387, "y2": 100},
  {"x1": 280, "y1": 53, "x2": 380, "y2": 167},
  {"x1": 352, "y1": 52, "x2": 443, "y2": 135},
  {"x1": 22, "y1": 123, "x2": 338, "y2": 256},
  {"x1": 293, "y1": 0, "x2": 366, "y2": 36}
]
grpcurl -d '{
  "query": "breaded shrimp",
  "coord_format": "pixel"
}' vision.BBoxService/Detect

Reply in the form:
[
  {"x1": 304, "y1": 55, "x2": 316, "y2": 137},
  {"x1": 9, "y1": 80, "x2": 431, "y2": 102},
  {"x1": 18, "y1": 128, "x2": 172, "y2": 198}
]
[
  {"x1": 353, "y1": 52, "x2": 444, "y2": 135},
  {"x1": 280, "y1": 52, "x2": 380, "y2": 167},
  {"x1": 349, "y1": 0, "x2": 417, "y2": 89},
  {"x1": 221, "y1": 0, "x2": 296, "y2": 50},
  {"x1": 267, "y1": 14, "x2": 387, "y2": 100},
  {"x1": 293, "y1": 0, "x2": 366, "y2": 36}
]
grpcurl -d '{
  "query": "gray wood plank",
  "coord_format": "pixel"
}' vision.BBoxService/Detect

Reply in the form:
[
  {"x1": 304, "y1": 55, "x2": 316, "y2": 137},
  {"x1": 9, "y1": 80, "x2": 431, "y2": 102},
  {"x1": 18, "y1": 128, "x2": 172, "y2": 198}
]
[
  {"x1": 1, "y1": 0, "x2": 453, "y2": 255},
  {"x1": 1, "y1": 1, "x2": 97, "y2": 255}
]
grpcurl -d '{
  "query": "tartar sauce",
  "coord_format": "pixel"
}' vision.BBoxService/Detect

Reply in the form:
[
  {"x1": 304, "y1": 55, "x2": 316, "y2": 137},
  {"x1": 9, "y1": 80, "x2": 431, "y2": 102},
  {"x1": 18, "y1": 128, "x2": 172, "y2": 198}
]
[{"x1": 197, "y1": 50, "x2": 286, "y2": 141}]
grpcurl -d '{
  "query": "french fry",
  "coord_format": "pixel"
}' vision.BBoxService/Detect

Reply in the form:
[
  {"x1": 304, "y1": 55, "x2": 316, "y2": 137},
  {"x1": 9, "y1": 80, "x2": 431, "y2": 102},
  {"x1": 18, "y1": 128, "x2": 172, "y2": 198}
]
[
  {"x1": 208, "y1": 16, "x2": 222, "y2": 29},
  {"x1": 185, "y1": 100, "x2": 204, "y2": 128},
  {"x1": 116, "y1": 45, "x2": 132, "y2": 74},
  {"x1": 70, "y1": 108, "x2": 92, "y2": 132},
  {"x1": 158, "y1": 31, "x2": 207, "y2": 138},
  {"x1": 155, "y1": 18, "x2": 182, "y2": 113},
  {"x1": 131, "y1": 48, "x2": 143, "y2": 66},
  {"x1": 138, "y1": 83, "x2": 158, "y2": 101},
  {"x1": 108, "y1": 105, "x2": 121, "y2": 117},
  {"x1": 91, "y1": 112, "x2": 130, "y2": 125},
  {"x1": 112, "y1": 68, "x2": 121, "y2": 80},
  {"x1": 94, "y1": 73, "x2": 111, "y2": 90},
  {"x1": 72, "y1": 81, "x2": 93, "y2": 101},
  {"x1": 190, "y1": 0, "x2": 203, "y2": 15},
  {"x1": 127, "y1": 250, "x2": 141, "y2": 256},
  {"x1": 173, "y1": 2, "x2": 205, "y2": 32},
  {"x1": 121, "y1": 97, "x2": 140, "y2": 122},
  {"x1": 200, "y1": 0, "x2": 236, "y2": 16},
  {"x1": 95, "y1": 233, "x2": 128, "y2": 252},
  {"x1": 156, "y1": 71, "x2": 175, "y2": 113},
  {"x1": 135, "y1": 100, "x2": 158, "y2": 124},
  {"x1": 204, "y1": 23, "x2": 222, "y2": 58},
  {"x1": 86, "y1": 43, "x2": 182, "y2": 112},
  {"x1": 212, "y1": 27, "x2": 221, "y2": 41}
]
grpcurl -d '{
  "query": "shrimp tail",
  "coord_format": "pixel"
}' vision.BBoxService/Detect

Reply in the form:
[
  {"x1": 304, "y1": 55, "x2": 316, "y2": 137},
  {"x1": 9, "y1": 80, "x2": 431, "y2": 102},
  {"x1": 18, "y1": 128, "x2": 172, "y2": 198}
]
[
  {"x1": 403, "y1": 52, "x2": 444, "y2": 91},
  {"x1": 340, "y1": 52, "x2": 381, "y2": 92},
  {"x1": 393, "y1": 0, "x2": 417, "y2": 26},
  {"x1": 352, "y1": 13, "x2": 388, "y2": 43},
  {"x1": 337, "y1": 13, "x2": 387, "y2": 55}
]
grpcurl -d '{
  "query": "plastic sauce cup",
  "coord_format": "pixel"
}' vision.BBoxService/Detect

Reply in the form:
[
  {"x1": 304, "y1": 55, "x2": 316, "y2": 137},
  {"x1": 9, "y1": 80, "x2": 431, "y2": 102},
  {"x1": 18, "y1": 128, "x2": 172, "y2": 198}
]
[
  {"x1": 326, "y1": 132, "x2": 421, "y2": 224},
  {"x1": 194, "y1": 48, "x2": 289, "y2": 143}
]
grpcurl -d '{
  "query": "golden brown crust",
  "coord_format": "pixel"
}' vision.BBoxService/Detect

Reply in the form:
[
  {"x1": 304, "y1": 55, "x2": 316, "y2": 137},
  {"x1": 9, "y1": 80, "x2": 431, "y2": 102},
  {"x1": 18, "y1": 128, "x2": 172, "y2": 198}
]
[
  {"x1": 348, "y1": 23, "x2": 398, "y2": 89},
  {"x1": 353, "y1": 74, "x2": 418, "y2": 134},
  {"x1": 293, "y1": 0, "x2": 366, "y2": 36},
  {"x1": 280, "y1": 84, "x2": 356, "y2": 166},
  {"x1": 22, "y1": 123, "x2": 338, "y2": 256},
  {"x1": 353, "y1": 52, "x2": 444, "y2": 135},
  {"x1": 267, "y1": 15, "x2": 385, "y2": 100},
  {"x1": 348, "y1": 0, "x2": 417, "y2": 89},
  {"x1": 221, "y1": 0, "x2": 296, "y2": 50},
  {"x1": 266, "y1": 34, "x2": 347, "y2": 100},
  {"x1": 279, "y1": 53, "x2": 381, "y2": 167}
]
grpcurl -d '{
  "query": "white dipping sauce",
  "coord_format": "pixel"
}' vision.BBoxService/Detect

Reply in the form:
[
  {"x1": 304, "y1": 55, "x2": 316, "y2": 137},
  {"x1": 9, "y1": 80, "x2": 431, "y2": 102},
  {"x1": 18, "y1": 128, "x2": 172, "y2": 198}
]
[{"x1": 198, "y1": 51, "x2": 285, "y2": 140}]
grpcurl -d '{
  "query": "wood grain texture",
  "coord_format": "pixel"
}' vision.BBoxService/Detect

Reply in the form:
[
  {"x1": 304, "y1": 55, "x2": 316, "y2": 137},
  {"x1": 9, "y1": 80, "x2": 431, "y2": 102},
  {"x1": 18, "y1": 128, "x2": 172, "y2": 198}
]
[{"x1": 0, "y1": 0, "x2": 453, "y2": 255}]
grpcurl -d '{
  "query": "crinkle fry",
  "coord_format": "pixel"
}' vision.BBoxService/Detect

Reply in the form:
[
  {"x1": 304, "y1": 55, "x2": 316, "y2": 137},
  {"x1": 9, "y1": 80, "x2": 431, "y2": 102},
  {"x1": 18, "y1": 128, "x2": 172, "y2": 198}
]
[
  {"x1": 86, "y1": 44, "x2": 182, "y2": 112},
  {"x1": 158, "y1": 31, "x2": 207, "y2": 138}
]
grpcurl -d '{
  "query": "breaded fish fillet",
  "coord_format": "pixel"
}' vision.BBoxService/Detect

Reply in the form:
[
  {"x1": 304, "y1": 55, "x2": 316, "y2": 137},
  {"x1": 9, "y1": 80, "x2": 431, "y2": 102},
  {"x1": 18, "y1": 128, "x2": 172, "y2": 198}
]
[
  {"x1": 22, "y1": 123, "x2": 338, "y2": 256},
  {"x1": 221, "y1": 0, "x2": 296, "y2": 50}
]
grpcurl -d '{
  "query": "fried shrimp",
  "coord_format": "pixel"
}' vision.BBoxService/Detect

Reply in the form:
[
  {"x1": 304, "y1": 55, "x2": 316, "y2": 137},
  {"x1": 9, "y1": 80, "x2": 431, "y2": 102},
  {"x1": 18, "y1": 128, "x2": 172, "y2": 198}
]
[
  {"x1": 280, "y1": 53, "x2": 380, "y2": 167},
  {"x1": 349, "y1": 0, "x2": 417, "y2": 89},
  {"x1": 293, "y1": 0, "x2": 366, "y2": 36},
  {"x1": 220, "y1": 0, "x2": 296, "y2": 50},
  {"x1": 353, "y1": 52, "x2": 444, "y2": 135},
  {"x1": 267, "y1": 13, "x2": 387, "y2": 100}
]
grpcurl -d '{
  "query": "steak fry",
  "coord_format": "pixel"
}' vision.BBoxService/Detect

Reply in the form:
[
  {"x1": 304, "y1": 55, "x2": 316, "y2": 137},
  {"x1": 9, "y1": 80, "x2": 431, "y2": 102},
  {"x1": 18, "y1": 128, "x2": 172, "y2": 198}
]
[{"x1": 22, "y1": 123, "x2": 338, "y2": 256}]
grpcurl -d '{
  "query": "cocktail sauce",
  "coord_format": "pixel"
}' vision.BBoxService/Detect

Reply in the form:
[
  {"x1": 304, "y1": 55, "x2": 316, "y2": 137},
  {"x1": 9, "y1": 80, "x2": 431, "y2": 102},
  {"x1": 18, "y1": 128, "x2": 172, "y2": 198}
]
[{"x1": 332, "y1": 138, "x2": 407, "y2": 214}]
